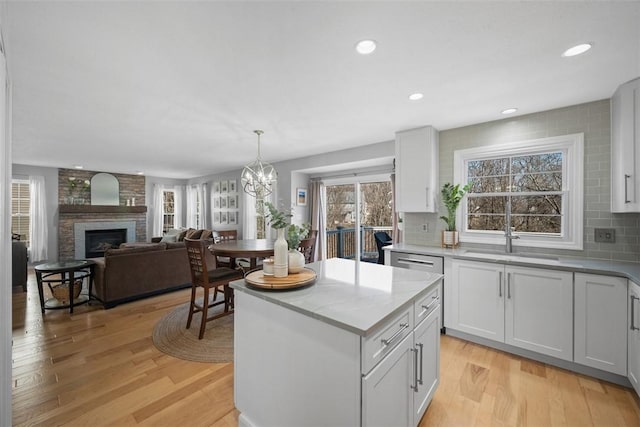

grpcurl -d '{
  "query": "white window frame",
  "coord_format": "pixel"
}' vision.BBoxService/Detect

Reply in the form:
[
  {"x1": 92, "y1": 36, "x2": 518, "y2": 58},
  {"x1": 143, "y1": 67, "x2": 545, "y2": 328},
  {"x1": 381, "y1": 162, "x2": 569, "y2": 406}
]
[
  {"x1": 453, "y1": 133, "x2": 584, "y2": 250},
  {"x1": 11, "y1": 179, "x2": 30, "y2": 244},
  {"x1": 162, "y1": 189, "x2": 176, "y2": 232}
]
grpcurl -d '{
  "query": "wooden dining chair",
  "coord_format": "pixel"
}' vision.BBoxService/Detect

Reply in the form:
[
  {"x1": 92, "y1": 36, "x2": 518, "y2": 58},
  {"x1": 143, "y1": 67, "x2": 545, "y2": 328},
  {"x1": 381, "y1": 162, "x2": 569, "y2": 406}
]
[
  {"x1": 184, "y1": 238, "x2": 244, "y2": 339},
  {"x1": 212, "y1": 230, "x2": 238, "y2": 268},
  {"x1": 298, "y1": 237, "x2": 316, "y2": 264}
]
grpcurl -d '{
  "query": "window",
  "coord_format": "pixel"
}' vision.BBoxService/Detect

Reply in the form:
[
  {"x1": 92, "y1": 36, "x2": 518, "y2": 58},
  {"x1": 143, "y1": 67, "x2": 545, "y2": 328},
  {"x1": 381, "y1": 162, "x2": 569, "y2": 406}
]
[
  {"x1": 454, "y1": 133, "x2": 583, "y2": 250},
  {"x1": 11, "y1": 180, "x2": 30, "y2": 243},
  {"x1": 162, "y1": 189, "x2": 175, "y2": 232}
]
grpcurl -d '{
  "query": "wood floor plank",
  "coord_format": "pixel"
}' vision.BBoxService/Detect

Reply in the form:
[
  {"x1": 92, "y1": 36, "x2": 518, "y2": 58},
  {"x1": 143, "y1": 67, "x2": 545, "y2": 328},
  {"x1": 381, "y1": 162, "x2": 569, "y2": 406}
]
[{"x1": 12, "y1": 270, "x2": 640, "y2": 426}]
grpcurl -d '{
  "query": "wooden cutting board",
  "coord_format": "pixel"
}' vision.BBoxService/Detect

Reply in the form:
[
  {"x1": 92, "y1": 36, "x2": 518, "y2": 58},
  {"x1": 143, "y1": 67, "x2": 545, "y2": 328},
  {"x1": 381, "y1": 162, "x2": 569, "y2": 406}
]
[{"x1": 244, "y1": 268, "x2": 317, "y2": 290}]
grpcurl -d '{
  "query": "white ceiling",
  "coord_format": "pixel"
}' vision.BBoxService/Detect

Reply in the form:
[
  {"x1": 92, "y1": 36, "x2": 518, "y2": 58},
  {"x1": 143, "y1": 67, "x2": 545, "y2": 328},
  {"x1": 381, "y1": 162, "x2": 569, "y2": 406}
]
[{"x1": 5, "y1": 1, "x2": 640, "y2": 179}]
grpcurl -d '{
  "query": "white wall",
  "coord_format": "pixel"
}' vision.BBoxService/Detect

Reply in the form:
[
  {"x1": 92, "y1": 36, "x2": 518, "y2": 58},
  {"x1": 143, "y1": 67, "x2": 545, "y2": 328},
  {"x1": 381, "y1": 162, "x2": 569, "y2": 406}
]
[
  {"x1": 12, "y1": 163, "x2": 59, "y2": 261},
  {"x1": 0, "y1": 3, "x2": 12, "y2": 421},
  {"x1": 187, "y1": 140, "x2": 395, "y2": 232}
]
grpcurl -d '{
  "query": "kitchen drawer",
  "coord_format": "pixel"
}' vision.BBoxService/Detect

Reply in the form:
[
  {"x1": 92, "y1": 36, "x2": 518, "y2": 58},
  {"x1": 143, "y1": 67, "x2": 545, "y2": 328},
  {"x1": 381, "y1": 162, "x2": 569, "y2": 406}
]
[
  {"x1": 390, "y1": 252, "x2": 443, "y2": 274},
  {"x1": 362, "y1": 305, "x2": 413, "y2": 374},
  {"x1": 414, "y1": 285, "x2": 440, "y2": 326}
]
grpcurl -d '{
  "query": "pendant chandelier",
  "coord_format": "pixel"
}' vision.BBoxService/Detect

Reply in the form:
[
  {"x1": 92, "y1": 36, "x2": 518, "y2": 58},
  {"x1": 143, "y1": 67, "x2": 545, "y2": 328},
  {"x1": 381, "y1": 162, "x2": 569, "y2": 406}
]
[{"x1": 241, "y1": 130, "x2": 277, "y2": 198}]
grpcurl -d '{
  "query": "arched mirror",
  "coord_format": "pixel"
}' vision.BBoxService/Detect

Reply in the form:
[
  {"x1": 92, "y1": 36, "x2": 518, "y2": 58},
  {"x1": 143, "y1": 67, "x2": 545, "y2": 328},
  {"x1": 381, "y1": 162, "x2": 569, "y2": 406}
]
[{"x1": 91, "y1": 173, "x2": 120, "y2": 205}]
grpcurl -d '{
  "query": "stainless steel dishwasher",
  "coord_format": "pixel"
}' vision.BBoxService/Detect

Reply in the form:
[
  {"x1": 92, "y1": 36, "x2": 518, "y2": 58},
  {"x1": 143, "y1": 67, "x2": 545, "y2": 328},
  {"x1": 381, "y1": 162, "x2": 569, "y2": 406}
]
[{"x1": 389, "y1": 251, "x2": 445, "y2": 333}]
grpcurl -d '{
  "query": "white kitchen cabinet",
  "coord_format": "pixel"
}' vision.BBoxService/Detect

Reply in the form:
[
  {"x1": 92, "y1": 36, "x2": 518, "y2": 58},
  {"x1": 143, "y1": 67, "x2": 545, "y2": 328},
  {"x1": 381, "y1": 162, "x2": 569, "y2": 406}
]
[
  {"x1": 363, "y1": 333, "x2": 414, "y2": 427},
  {"x1": 413, "y1": 307, "x2": 440, "y2": 424},
  {"x1": 363, "y1": 293, "x2": 441, "y2": 427},
  {"x1": 505, "y1": 266, "x2": 573, "y2": 361},
  {"x1": 448, "y1": 259, "x2": 573, "y2": 361},
  {"x1": 448, "y1": 259, "x2": 504, "y2": 341},
  {"x1": 629, "y1": 280, "x2": 640, "y2": 397},
  {"x1": 611, "y1": 77, "x2": 640, "y2": 212},
  {"x1": 395, "y1": 126, "x2": 439, "y2": 212},
  {"x1": 574, "y1": 273, "x2": 628, "y2": 375}
]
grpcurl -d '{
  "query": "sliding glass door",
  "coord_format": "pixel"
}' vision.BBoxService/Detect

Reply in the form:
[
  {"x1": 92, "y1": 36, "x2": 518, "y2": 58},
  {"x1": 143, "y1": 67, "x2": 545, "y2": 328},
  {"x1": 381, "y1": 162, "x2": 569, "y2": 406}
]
[{"x1": 324, "y1": 176, "x2": 393, "y2": 262}]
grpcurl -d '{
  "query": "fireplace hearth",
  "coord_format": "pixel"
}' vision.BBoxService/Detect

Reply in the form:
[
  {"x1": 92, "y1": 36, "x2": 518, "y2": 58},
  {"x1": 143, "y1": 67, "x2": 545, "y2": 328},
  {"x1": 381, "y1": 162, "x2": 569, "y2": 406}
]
[{"x1": 85, "y1": 229, "x2": 127, "y2": 257}]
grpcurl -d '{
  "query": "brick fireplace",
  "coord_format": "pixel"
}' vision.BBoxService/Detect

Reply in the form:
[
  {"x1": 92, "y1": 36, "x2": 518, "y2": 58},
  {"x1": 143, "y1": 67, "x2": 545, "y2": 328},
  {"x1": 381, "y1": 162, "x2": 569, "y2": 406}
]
[{"x1": 58, "y1": 169, "x2": 147, "y2": 260}]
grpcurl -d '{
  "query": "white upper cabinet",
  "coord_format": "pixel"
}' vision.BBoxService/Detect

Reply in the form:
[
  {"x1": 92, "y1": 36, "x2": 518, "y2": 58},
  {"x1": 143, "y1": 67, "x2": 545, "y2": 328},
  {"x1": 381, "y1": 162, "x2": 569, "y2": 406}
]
[
  {"x1": 611, "y1": 77, "x2": 640, "y2": 212},
  {"x1": 395, "y1": 126, "x2": 439, "y2": 213}
]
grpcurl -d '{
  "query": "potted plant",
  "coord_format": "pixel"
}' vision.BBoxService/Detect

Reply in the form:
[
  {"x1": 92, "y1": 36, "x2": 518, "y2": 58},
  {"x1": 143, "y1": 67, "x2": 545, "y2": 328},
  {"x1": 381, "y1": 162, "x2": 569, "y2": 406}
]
[
  {"x1": 265, "y1": 202, "x2": 293, "y2": 277},
  {"x1": 286, "y1": 223, "x2": 310, "y2": 273},
  {"x1": 439, "y1": 182, "x2": 469, "y2": 248}
]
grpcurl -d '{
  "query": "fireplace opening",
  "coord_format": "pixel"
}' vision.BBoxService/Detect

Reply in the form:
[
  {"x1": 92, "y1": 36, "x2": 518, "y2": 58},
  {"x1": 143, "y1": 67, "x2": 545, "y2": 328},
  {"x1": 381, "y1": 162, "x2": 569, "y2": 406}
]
[{"x1": 85, "y1": 228, "x2": 127, "y2": 258}]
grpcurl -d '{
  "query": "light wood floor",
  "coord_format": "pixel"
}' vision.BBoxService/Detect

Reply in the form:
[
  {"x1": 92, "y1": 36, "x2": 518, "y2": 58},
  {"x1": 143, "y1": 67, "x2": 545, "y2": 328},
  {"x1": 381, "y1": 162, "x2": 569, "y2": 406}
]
[{"x1": 12, "y1": 271, "x2": 640, "y2": 426}]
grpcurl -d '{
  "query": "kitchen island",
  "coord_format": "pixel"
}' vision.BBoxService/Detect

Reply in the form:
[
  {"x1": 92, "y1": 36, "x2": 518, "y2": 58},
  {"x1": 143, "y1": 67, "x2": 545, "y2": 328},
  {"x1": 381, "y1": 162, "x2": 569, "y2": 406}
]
[{"x1": 230, "y1": 258, "x2": 443, "y2": 427}]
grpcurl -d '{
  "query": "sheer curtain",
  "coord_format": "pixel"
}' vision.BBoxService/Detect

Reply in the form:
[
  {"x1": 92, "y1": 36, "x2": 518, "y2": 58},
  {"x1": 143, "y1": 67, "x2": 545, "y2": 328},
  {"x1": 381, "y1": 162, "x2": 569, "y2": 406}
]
[
  {"x1": 152, "y1": 184, "x2": 165, "y2": 237},
  {"x1": 242, "y1": 191, "x2": 257, "y2": 239},
  {"x1": 308, "y1": 180, "x2": 326, "y2": 261},
  {"x1": 185, "y1": 184, "x2": 200, "y2": 228},
  {"x1": 173, "y1": 185, "x2": 184, "y2": 229},
  {"x1": 200, "y1": 183, "x2": 209, "y2": 229},
  {"x1": 28, "y1": 175, "x2": 48, "y2": 262}
]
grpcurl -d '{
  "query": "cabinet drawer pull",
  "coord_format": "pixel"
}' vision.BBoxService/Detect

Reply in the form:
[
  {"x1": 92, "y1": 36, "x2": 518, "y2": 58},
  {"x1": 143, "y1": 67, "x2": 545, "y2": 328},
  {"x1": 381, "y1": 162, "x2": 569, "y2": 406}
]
[
  {"x1": 381, "y1": 323, "x2": 409, "y2": 347},
  {"x1": 498, "y1": 271, "x2": 503, "y2": 297},
  {"x1": 417, "y1": 342, "x2": 424, "y2": 385},
  {"x1": 625, "y1": 174, "x2": 631, "y2": 204},
  {"x1": 632, "y1": 295, "x2": 640, "y2": 331},
  {"x1": 418, "y1": 296, "x2": 439, "y2": 318},
  {"x1": 507, "y1": 272, "x2": 512, "y2": 299},
  {"x1": 411, "y1": 347, "x2": 419, "y2": 392}
]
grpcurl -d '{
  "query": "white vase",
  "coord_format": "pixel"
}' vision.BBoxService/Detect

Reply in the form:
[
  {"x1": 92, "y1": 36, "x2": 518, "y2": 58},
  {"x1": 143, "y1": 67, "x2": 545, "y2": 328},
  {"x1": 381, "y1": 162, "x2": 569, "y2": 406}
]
[
  {"x1": 288, "y1": 249, "x2": 305, "y2": 274},
  {"x1": 273, "y1": 228, "x2": 289, "y2": 277}
]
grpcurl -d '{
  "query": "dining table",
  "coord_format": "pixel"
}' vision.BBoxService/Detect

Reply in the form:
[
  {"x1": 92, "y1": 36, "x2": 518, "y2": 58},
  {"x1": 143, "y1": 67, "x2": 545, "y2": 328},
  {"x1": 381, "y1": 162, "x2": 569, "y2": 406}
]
[{"x1": 208, "y1": 239, "x2": 275, "y2": 270}]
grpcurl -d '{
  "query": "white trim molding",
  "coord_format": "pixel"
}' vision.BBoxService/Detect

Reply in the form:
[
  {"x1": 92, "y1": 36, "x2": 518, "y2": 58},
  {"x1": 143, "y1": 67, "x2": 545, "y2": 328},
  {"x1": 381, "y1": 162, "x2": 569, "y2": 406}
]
[{"x1": 453, "y1": 133, "x2": 584, "y2": 251}]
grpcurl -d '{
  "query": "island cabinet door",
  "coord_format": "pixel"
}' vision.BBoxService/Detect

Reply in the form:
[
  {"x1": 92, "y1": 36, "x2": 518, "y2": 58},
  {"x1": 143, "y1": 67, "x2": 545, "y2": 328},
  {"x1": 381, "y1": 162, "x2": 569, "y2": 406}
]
[
  {"x1": 449, "y1": 259, "x2": 505, "y2": 342},
  {"x1": 504, "y1": 266, "x2": 573, "y2": 361},
  {"x1": 362, "y1": 332, "x2": 414, "y2": 427},
  {"x1": 413, "y1": 307, "x2": 440, "y2": 425}
]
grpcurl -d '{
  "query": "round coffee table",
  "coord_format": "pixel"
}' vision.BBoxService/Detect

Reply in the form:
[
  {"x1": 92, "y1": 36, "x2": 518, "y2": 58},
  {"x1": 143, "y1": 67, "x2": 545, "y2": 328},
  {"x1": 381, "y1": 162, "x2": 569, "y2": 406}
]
[{"x1": 35, "y1": 260, "x2": 96, "y2": 314}]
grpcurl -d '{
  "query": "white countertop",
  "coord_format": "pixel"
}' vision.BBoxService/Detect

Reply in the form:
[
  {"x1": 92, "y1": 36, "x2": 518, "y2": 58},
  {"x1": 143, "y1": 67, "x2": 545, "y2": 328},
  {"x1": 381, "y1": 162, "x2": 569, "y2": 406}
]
[
  {"x1": 230, "y1": 257, "x2": 443, "y2": 336},
  {"x1": 384, "y1": 243, "x2": 640, "y2": 283}
]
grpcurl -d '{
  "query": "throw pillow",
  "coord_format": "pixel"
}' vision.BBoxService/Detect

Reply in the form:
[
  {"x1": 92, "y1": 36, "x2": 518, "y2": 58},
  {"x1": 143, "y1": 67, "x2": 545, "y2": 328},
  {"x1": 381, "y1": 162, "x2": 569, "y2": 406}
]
[
  {"x1": 185, "y1": 228, "x2": 203, "y2": 239},
  {"x1": 160, "y1": 234, "x2": 177, "y2": 243},
  {"x1": 200, "y1": 229, "x2": 213, "y2": 240},
  {"x1": 177, "y1": 228, "x2": 191, "y2": 241}
]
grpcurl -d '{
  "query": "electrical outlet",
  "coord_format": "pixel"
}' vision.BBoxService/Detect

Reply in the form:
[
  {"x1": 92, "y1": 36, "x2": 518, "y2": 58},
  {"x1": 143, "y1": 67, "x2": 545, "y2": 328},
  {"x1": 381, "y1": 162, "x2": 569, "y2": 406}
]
[
  {"x1": 594, "y1": 228, "x2": 616, "y2": 243},
  {"x1": 422, "y1": 224, "x2": 429, "y2": 232}
]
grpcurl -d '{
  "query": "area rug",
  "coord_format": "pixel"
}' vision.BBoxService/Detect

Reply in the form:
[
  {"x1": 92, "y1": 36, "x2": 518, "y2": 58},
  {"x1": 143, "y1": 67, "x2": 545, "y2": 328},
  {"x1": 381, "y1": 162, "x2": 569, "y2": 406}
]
[{"x1": 152, "y1": 300, "x2": 234, "y2": 363}]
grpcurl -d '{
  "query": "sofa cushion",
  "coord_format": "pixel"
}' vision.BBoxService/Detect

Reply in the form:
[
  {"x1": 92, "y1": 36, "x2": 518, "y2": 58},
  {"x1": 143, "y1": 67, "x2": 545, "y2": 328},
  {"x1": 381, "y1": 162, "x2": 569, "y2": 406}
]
[
  {"x1": 165, "y1": 241, "x2": 186, "y2": 249},
  {"x1": 178, "y1": 228, "x2": 191, "y2": 241},
  {"x1": 105, "y1": 243, "x2": 167, "y2": 257},
  {"x1": 200, "y1": 229, "x2": 213, "y2": 240}
]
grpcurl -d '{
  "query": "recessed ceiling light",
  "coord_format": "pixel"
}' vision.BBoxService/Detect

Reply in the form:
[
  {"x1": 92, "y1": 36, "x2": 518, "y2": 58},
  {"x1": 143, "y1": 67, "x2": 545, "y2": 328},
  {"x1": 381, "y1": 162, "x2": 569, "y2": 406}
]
[
  {"x1": 73, "y1": 165, "x2": 83, "y2": 169},
  {"x1": 409, "y1": 93, "x2": 424, "y2": 101},
  {"x1": 136, "y1": 171, "x2": 144, "y2": 175},
  {"x1": 562, "y1": 43, "x2": 592, "y2": 57},
  {"x1": 355, "y1": 39, "x2": 377, "y2": 55},
  {"x1": 501, "y1": 108, "x2": 518, "y2": 115}
]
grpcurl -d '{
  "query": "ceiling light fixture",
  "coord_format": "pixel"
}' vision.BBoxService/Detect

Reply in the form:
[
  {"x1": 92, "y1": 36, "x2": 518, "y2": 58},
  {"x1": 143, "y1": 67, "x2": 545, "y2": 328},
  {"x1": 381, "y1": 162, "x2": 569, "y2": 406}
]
[
  {"x1": 562, "y1": 43, "x2": 592, "y2": 57},
  {"x1": 241, "y1": 130, "x2": 278, "y2": 198},
  {"x1": 409, "y1": 93, "x2": 424, "y2": 101},
  {"x1": 355, "y1": 39, "x2": 377, "y2": 55},
  {"x1": 501, "y1": 108, "x2": 518, "y2": 115}
]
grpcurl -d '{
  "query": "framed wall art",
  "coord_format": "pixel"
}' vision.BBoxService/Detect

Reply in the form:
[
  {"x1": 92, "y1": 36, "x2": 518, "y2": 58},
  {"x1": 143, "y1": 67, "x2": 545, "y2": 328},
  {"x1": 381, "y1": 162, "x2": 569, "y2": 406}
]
[{"x1": 296, "y1": 188, "x2": 308, "y2": 206}]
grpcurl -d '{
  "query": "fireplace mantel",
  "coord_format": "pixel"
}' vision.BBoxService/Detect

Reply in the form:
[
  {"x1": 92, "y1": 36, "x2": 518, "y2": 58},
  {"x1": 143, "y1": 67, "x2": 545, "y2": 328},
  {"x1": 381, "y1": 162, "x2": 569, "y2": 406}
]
[{"x1": 59, "y1": 205, "x2": 147, "y2": 214}]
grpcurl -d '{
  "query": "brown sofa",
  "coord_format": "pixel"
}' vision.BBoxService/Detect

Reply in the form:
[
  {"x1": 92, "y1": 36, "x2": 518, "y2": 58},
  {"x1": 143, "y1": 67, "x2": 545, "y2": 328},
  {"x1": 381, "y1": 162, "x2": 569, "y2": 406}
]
[{"x1": 91, "y1": 239, "x2": 216, "y2": 308}]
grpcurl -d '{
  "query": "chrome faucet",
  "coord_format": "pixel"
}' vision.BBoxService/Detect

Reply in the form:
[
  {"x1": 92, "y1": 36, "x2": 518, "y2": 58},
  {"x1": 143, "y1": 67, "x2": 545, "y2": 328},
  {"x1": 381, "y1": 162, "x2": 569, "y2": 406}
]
[{"x1": 505, "y1": 200, "x2": 520, "y2": 253}]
